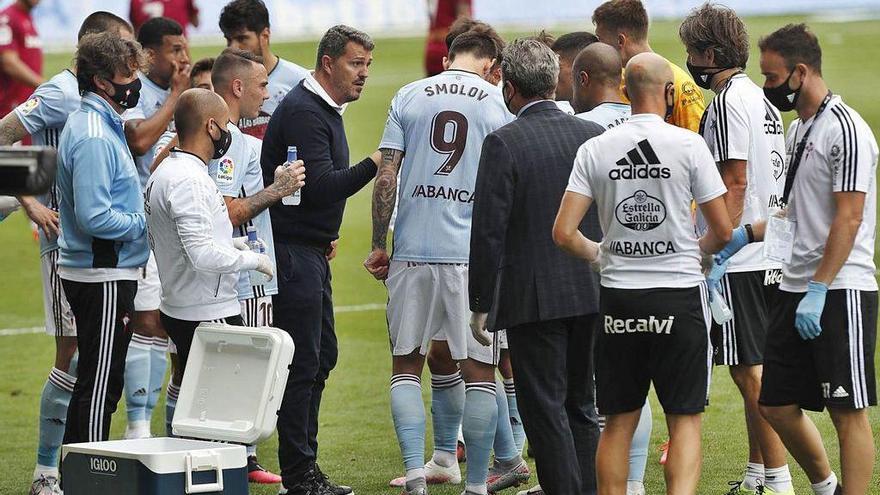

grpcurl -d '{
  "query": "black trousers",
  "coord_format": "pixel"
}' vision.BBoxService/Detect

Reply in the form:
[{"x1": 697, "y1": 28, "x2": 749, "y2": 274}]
[
  {"x1": 160, "y1": 312, "x2": 244, "y2": 378},
  {"x1": 61, "y1": 279, "x2": 137, "y2": 444},
  {"x1": 506, "y1": 314, "x2": 599, "y2": 495},
  {"x1": 273, "y1": 243, "x2": 337, "y2": 486}
]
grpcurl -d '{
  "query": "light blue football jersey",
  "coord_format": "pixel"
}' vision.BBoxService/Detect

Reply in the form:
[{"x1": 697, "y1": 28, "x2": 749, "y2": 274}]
[
  {"x1": 125, "y1": 72, "x2": 173, "y2": 188},
  {"x1": 575, "y1": 102, "x2": 631, "y2": 129},
  {"x1": 379, "y1": 69, "x2": 512, "y2": 263},
  {"x1": 208, "y1": 123, "x2": 278, "y2": 299},
  {"x1": 13, "y1": 69, "x2": 80, "y2": 255}
]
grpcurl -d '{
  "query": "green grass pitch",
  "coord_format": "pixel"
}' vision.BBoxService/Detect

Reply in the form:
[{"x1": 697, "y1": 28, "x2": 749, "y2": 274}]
[{"x1": 0, "y1": 14, "x2": 878, "y2": 495}]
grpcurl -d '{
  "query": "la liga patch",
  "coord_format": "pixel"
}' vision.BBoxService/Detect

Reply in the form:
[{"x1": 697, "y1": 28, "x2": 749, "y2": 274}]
[
  {"x1": 217, "y1": 157, "x2": 235, "y2": 184},
  {"x1": 18, "y1": 97, "x2": 39, "y2": 115}
]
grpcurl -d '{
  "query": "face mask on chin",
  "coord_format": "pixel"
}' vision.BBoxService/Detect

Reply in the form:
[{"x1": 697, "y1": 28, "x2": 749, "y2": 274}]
[{"x1": 763, "y1": 68, "x2": 801, "y2": 112}]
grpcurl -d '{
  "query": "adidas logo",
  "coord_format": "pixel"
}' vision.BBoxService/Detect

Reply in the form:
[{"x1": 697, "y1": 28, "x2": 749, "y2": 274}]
[
  {"x1": 832, "y1": 386, "x2": 849, "y2": 398},
  {"x1": 132, "y1": 388, "x2": 147, "y2": 397},
  {"x1": 609, "y1": 140, "x2": 670, "y2": 180},
  {"x1": 764, "y1": 100, "x2": 784, "y2": 135}
]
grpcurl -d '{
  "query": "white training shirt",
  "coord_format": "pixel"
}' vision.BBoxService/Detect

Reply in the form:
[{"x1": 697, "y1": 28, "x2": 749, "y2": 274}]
[
  {"x1": 696, "y1": 74, "x2": 786, "y2": 273},
  {"x1": 145, "y1": 149, "x2": 262, "y2": 321},
  {"x1": 124, "y1": 72, "x2": 173, "y2": 188},
  {"x1": 781, "y1": 95, "x2": 878, "y2": 292},
  {"x1": 379, "y1": 69, "x2": 512, "y2": 263},
  {"x1": 208, "y1": 123, "x2": 278, "y2": 300},
  {"x1": 567, "y1": 113, "x2": 727, "y2": 289},
  {"x1": 576, "y1": 102, "x2": 631, "y2": 129},
  {"x1": 239, "y1": 57, "x2": 308, "y2": 138}
]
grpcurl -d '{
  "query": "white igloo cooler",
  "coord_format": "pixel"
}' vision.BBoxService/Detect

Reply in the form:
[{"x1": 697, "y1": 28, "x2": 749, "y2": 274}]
[{"x1": 61, "y1": 323, "x2": 295, "y2": 494}]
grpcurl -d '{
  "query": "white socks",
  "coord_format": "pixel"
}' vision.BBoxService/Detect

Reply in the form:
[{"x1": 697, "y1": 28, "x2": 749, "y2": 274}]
[
  {"x1": 743, "y1": 462, "x2": 764, "y2": 490},
  {"x1": 764, "y1": 465, "x2": 794, "y2": 492},
  {"x1": 811, "y1": 472, "x2": 838, "y2": 495}
]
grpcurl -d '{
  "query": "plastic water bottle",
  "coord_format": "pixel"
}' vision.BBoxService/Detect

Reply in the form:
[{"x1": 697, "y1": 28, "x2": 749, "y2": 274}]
[
  {"x1": 246, "y1": 226, "x2": 269, "y2": 285},
  {"x1": 709, "y1": 288, "x2": 733, "y2": 325},
  {"x1": 281, "y1": 146, "x2": 301, "y2": 206}
]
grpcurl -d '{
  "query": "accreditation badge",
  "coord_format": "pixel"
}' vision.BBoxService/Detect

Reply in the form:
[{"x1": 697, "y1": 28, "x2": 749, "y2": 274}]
[{"x1": 763, "y1": 209, "x2": 795, "y2": 264}]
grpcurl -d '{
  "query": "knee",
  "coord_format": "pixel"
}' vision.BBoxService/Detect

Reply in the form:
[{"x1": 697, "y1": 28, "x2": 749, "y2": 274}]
[
  {"x1": 828, "y1": 408, "x2": 870, "y2": 435},
  {"x1": 759, "y1": 404, "x2": 792, "y2": 427},
  {"x1": 426, "y1": 348, "x2": 455, "y2": 375},
  {"x1": 729, "y1": 365, "x2": 761, "y2": 393}
]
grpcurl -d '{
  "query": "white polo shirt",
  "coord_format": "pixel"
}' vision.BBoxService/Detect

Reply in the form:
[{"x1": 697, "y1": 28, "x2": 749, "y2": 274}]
[
  {"x1": 145, "y1": 149, "x2": 262, "y2": 321},
  {"x1": 567, "y1": 113, "x2": 727, "y2": 289},
  {"x1": 781, "y1": 95, "x2": 878, "y2": 292}
]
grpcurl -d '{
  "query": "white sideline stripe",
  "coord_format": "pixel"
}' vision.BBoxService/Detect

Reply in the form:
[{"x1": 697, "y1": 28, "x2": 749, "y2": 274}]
[{"x1": 0, "y1": 303, "x2": 388, "y2": 337}]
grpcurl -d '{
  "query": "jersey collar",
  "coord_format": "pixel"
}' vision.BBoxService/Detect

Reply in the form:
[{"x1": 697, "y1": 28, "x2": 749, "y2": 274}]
[
  {"x1": 627, "y1": 113, "x2": 665, "y2": 123},
  {"x1": 171, "y1": 148, "x2": 208, "y2": 167},
  {"x1": 82, "y1": 92, "x2": 125, "y2": 128}
]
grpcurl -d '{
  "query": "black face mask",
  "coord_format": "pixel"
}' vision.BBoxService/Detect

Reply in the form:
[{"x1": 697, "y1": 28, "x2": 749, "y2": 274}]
[
  {"x1": 210, "y1": 121, "x2": 233, "y2": 159},
  {"x1": 664, "y1": 83, "x2": 675, "y2": 121},
  {"x1": 502, "y1": 83, "x2": 515, "y2": 115},
  {"x1": 763, "y1": 69, "x2": 801, "y2": 112},
  {"x1": 104, "y1": 78, "x2": 142, "y2": 109},
  {"x1": 686, "y1": 61, "x2": 730, "y2": 90}
]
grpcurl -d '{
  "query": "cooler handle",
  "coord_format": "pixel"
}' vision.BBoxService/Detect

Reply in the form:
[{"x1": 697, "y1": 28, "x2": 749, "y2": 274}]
[{"x1": 185, "y1": 451, "x2": 225, "y2": 494}]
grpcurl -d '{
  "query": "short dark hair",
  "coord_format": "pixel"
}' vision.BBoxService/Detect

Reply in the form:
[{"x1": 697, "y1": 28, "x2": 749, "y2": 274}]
[
  {"x1": 191, "y1": 57, "x2": 215, "y2": 83},
  {"x1": 212, "y1": 48, "x2": 263, "y2": 90},
  {"x1": 76, "y1": 33, "x2": 145, "y2": 94},
  {"x1": 137, "y1": 17, "x2": 183, "y2": 49},
  {"x1": 679, "y1": 3, "x2": 749, "y2": 68},
  {"x1": 449, "y1": 31, "x2": 500, "y2": 61},
  {"x1": 78, "y1": 11, "x2": 132, "y2": 41},
  {"x1": 315, "y1": 25, "x2": 374, "y2": 69},
  {"x1": 759, "y1": 23, "x2": 822, "y2": 74},
  {"x1": 551, "y1": 32, "x2": 599, "y2": 62},
  {"x1": 219, "y1": 0, "x2": 270, "y2": 38},
  {"x1": 445, "y1": 18, "x2": 498, "y2": 50},
  {"x1": 592, "y1": 0, "x2": 649, "y2": 42}
]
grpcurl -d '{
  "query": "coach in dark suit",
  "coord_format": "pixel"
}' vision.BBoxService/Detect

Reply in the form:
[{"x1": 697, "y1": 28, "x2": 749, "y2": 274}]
[{"x1": 468, "y1": 39, "x2": 605, "y2": 495}]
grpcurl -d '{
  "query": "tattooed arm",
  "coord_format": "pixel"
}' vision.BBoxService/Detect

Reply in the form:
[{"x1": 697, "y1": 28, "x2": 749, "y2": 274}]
[
  {"x1": 224, "y1": 160, "x2": 306, "y2": 228},
  {"x1": 0, "y1": 111, "x2": 28, "y2": 145},
  {"x1": 364, "y1": 148, "x2": 404, "y2": 280}
]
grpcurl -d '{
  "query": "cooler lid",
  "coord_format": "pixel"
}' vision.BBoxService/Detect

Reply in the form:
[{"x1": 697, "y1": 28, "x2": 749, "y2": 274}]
[{"x1": 172, "y1": 323, "x2": 294, "y2": 444}]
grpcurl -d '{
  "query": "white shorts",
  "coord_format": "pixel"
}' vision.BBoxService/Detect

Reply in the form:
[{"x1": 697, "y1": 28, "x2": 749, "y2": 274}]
[
  {"x1": 41, "y1": 250, "x2": 76, "y2": 337},
  {"x1": 386, "y1": 261, "x2": 498, "y2": 365},
  {"x1": 134, "y1": 251, "x2": 161, "y2": 312},
  {"x1": 240, "y1": 295, "x2": 273, "y2": 327}
]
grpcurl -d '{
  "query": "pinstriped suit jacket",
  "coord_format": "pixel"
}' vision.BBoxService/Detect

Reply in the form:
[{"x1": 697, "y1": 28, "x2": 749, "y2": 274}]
[{"x1": 469, "y1": 100, "x2": 605, "y2": 331}]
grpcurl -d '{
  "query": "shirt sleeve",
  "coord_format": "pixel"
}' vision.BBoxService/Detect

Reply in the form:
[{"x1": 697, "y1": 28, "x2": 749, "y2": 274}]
[
  {"x1": 829, "y1": 108, "x2": 879, "y2": 193},
  {"x1": 690, "y1": 138, "x2": 728, "y2": 204},
  {"x1": 671, "y1": 78, "x2": 706, "y2": 133},
  {"x1": 378, "y1": 92, "x2": 406, "y2": 152},
  {"x1": 566, "y1": 142, "x2": 595, "y2": 199},
  {"x1": 123, "y1": 102, "x2": 146, "y2": 122},
  {"x1": 167, "y1": 176, "x2": 260, "y2": 274},
  {"x1": 710, "y1": 92, "x2": 749, "y2": 162},
  {"x1": 13, "y1": 80, "x2": 67, "y2": 134},
  {"x1": 70, "y1": 137, "x2": 146, "y2": 241}
]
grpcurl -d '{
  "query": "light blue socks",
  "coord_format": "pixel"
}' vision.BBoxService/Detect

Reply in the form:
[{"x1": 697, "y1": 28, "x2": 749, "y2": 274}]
[
  {"x1": 35, "y1": 364, "x2": 76, "y2": 476},
  {"x1": 391, "y1": 374, "x2": 426, "y2": 474},
  {"x1": 430, "y1": 371, "x2": 464, "y2": 465},
  {"x1": 124, "y1": 334, "x2": 152, "y2": 424},
  {"x1": 502, "y1": 378, "x2": 525, "y2": 453},
  {"x1": 165, "y1": 381, "x2": 180, "y2": 437},
  {"x1": 493, "y1": 380, "x2": 520, "y2": 462},
  {"x1": 146, "y1": 337, "x2": 168, "y2": 422},
  {"x1": 463, "y1": 382, "x2": 497, "y2": 494},
  {"x1": 628, "y1": 401, "x2": 652, "y2": 482}
]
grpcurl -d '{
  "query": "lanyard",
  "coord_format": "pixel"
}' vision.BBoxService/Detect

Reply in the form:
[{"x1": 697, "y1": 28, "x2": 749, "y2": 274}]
[{"x1": 781, "y1": 91, "x2": 833, "y2": 206}]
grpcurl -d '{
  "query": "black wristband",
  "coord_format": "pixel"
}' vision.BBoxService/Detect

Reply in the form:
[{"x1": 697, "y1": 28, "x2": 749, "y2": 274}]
[{"x1": 744, "y1": 223, "x2": 755, "y2": 243}]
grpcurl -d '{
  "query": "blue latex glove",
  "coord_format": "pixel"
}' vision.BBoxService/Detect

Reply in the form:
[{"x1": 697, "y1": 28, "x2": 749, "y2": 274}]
[
  {"x1": 795, "y1": 281, "x2": 828, "y2": 340},
  {"x1": 716, "y1": 225, "x2": 750, "y2": 265},
  {"x1": 706, "y1": 258, "x2": 729, "y2": 302}
]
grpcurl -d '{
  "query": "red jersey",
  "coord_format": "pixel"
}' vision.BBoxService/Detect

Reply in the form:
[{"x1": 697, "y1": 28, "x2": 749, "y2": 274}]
[
  {"x1": 0, "y1": 2, "x2": 42, "y2": 116},
  {"x1": 425, "y1": 0, "x2": 471, "y2": 76},
  {"x1": 130, "y1": 0, "x2": 199, "y2": 35}
]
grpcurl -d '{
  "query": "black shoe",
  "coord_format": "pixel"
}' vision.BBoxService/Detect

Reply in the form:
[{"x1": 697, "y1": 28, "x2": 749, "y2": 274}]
[
  {"x1": 312, "y1": 464, "x2": 354, "y2": 495},
  {"x1": 281, "y1": 475, "x2": 334, "y2": 495}
]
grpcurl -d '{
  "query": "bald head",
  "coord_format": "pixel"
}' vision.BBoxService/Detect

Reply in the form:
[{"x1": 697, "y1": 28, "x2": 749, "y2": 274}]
[
  {"x1": 624, "y1": 52, "x2": 673, "y2": 103},
  {"x1": 174, "y1": 88, "x2": 229, "y2": 141},
  {"x1": 573, "y1": 42, "x2": 622, "y2": 87}
]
